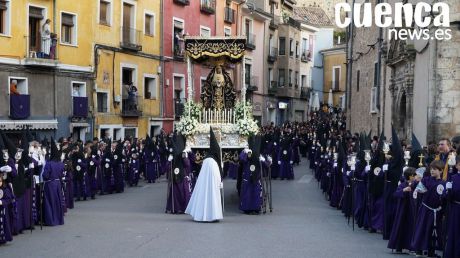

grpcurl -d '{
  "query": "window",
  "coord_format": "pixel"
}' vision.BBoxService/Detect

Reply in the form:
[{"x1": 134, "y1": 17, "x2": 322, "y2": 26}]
[
  {"x1": 301, "y1": 75, "x2": 306, "y2": 88},
  {"x1": 144, "y1": 12, "x2": 154, "y2": 36},
  {"x1": 289, "y1": 38, "x2": 294, "y2": 56},
  {"x1": 356, "y1": 70, "x2": 360, "y2": 92},
  {"x1": 279, "y1": 37, "x2": 285, "y2": 55},
  {"x1": 295, "y1": 71, "x2": 299, "y2": 87},
  {"x1": 9, "y1": 77, "x2": 28, "y2": 95},
  {"x1": 268, "y1": 68, "x2": 273, "y2": 86},
  {"x1": 245, "y1": 63, "x2": 251, "y2": 86},
  {"x1": 295, "y1": 41, "x2": 299, "y2": 58},
  {"x1": 288, "y1": 69, "x2": 292, "y2": 86},
  {"x1": 71, "y1": 82, "x2": 86, "y2": 97},
  {"x1": 124, "y1": 128, "x2": 137, "y2": 138},
  {"x1": 99, "y1": 0, "x2": 111, "y2": 25},
  {"x1": 302, "y1": 38, "x2": 308, "y2": 52},
  {"x1": 332, "y1": 66, "x2": 341, "y2": 91},
  {"x1": 200, "y1": 26, "x2": 211, "y2": 37},
  {"x1": 61, "y1": 12, "x2": 77, "y2": 45},
  {"x1": 97, "y1": 92, "x2": 108, "y2": 113},
  {"x1": 224, "y1": 26, "x2": 231, "y2": 37},
  {"x1": 278, "y1": 69, "x2": 285, "y2": 87},
  {"x1": 144, "y1": 76, "x2": 157, "y2": 99},
  {"x1": 374, "y1": 62, "x2": 379, "y2": 87},
  {"x1": 370, "y1": 87, "x2": 378, "y2": 113},
  {"x1": 0, "y1": 0, "x2": 10, "y2": 35},
  {"x1": 173, "y1": 75, "x2": 185, "y2": 99},
  {"x1": 173, "y1": 18, "x2": 184, "y2": 57}
]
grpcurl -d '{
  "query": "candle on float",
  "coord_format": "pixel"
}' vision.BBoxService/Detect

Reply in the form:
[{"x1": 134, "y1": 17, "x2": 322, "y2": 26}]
[{"x1": 199, "y1": 110, "x2": 202, "y2": 123}]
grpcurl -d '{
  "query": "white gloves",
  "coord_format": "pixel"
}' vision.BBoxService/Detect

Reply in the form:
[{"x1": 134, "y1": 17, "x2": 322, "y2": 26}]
[
  {"x1": 0, "y1": 200, "x2": 2, "y2": 205},
  {"x1": 168, "y1": 155, "x2": 173, "y2": 162},
  {"x1": 290, "y1": 161, "x2": 293, "y2": 165},
  {"x1": 278, "y1": 161, "x2": 281, "y2": 165},
  {"x1": 0, "y1": 165, "x2": 12, "y2": 173},
  {"x1": 267, "y1": 156, "x2": 273, "y2": 163},
  {"x1": 259, "y1": 156, "x2": 266, "y2": 162},
  {"x1": 446, "y1": 182, "x2": 452, "y2": 190},
  {"x1": 333, "y1": 163, "x2": 338, "y2": 168},
  {"x1": 29, "y1": 163, "x2": 35, "y2": 169},
  {"x1": 365, "y1": 165, "x2": 371, "y2": 172},
  {"x1": 382, "y1": 164, "x2": 388, "y2": 171}
]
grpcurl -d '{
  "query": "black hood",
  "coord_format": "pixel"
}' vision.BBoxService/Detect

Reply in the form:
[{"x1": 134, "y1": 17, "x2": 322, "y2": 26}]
[
  {"x1": 1, "y1": 131, "x2": 16, "y2": 158},
  {"x1": 172, "y1": 133, "x2": 186, "y2": 183},
  {"x1": 50, "y1": 137, "x2": 60, "y2": 161},
  {"x1": 206, "y1": 128, "x2": 222, "y2": 176}
]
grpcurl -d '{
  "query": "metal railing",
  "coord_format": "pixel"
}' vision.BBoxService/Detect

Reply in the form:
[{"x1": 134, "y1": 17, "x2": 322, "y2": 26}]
[
  {"x1": 120, "y1": 27, "x2": 142, "y2": 51},
  {"x1": 270, "y1": 15, "x2": 280, "y2": 29},
  {"x1": 246, "y1": 33, "x2": 256, "y2": 50},
  {"x1": 268, "y1": 81, "x2": 278, "y2": 95},
  {"x1": 174, "y1": 38, "x2": 185, "y2": 59},
  {"x1": 268, "y1": 47, "x2": 278, "y2": 62},
  {"x1": 200, "y1": 0, "x2": 216, "y2": 14},
  {"x1": 300, "y1": 87, "x2": 310, "y2": 99},
  {"x1": 25, "y1": 35, "x2": 59, "y2": 61},
  {"x1": 224, "y1": 7, "x2": 235, "y2": 24},
  {"x1": 121, "y1": 96, "x2": 143, "y2": 117},
  {"x1": 301, "y1": 50, "x2": 312, "y2": 62},
  {"x1": 246, "y1": 76, "x2": 259, "y2": 91}
]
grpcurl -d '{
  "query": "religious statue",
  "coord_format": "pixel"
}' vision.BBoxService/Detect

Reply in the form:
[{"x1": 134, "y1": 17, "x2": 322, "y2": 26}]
[{"x1": 201, "y1": 65, "x2": 236, "y2": 110}]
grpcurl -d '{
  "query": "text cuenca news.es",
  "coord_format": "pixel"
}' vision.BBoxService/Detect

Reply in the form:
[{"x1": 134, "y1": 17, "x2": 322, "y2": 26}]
[{"x1": 335, "y1": 2, "x2": 452, "y2": 41}]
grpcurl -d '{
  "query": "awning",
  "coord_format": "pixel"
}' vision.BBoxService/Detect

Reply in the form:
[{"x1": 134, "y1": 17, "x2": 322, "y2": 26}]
[
  {"x1": 69, "y1": 122, "x2": 89, "y2": 131},
  {"x1": 0, "y1": 120, "x2": 58, "y2": 130}
]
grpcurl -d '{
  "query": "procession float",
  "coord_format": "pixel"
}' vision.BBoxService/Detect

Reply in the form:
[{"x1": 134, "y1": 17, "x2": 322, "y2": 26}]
[{"x1": 176, "y1": 36, "x2": 259, "y2": 159}]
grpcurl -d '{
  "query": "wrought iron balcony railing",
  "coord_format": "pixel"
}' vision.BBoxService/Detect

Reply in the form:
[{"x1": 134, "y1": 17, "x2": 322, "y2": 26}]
[
  {"x1": 268, "y1": 47, "x2": 278, "y2": 62},
  {"x1": 120, "y1": 27, "x2": 142, "y2": 51},
  {"x1": 224, "y1": 7, "x2": 235, "y2": 24},
  {"x1": 200, "y1": 0, "x2": 216, "y2": 14}
]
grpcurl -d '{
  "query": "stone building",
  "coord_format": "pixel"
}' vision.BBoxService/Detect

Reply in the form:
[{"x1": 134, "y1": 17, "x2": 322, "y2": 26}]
[{"x1": 347, "y1": 0, "x2": 460, "y2": 145}]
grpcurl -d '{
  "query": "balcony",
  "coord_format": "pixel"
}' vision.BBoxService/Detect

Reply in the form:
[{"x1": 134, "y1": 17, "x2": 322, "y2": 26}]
[
  {"x1": 245, "y1": 76, "x2": 259, "y2": 92},
  {"x1": 9, "y1": 95, "x2": 30, "y2": 119},
  {"x1": 246, "y1": 34, "x2": 256, "y2": 50},
  {"x1": 300, "y1": 87, "x2": 310, "y2": 100},
  {"x1": 301, "y1": 50, "x2": 312, "y2": 62},
  {"x1": 174, "y1": 0, "x2": 190, "y2": 5},
  {"x1": 121, "y1": 96, "x2": 143, "y2": 117},
  {"x1": 175, "y1": 101, "x2": 184, "y2": 119},
  {"x1": 268, "y1": 81, "x2": 278, "y2": 95},
  {"x1": 24, "y1": 35, "x2": 59, "y2": 67},
  {"x1": 268, "y1": 47, "x2": 278, "y2": 63},
  {"x1": 269, "y1": 15, "x2": 280, "y2": 30},
  {"x1": 72, "y1": 97, "x2": 88, "y2": 118},
  {"x1": 174, "y1": 38, "x2": 185, "y2": 61},
  {"x1": 200, "y1": 0, "x2": 216, "y2": 15},
  {"x1": 120, "y1": 27, "x2": 142, "y2": 51},
  {"x1": 224, "y1": 7, "x2": 235, "y2": 24},
  {"x1": 276, "y1": 87, "x2": 295, "y2": 98}
]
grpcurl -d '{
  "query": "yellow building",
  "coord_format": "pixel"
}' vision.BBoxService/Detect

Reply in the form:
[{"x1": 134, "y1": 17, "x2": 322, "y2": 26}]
[
  {"x1": 92, "y1": 0, "x2": 162, "y2": 140},
  {"x1": 320, "y1": 45, "x2": 346, "y2": 108},
  {"x1": 0, "y1": 0, "x2": 95, "y2": 141}
]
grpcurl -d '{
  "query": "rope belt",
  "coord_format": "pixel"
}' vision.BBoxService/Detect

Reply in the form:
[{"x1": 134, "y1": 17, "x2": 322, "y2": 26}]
[
  {"x1": 44, "y1": 178, "x2": 60, "y2": 183},
  {"x1": 354, "y1": 179, "x2": 364, "y2": 182},
  {"x1": 422, "y1": 202, "x2": 442, "y2": 238}
]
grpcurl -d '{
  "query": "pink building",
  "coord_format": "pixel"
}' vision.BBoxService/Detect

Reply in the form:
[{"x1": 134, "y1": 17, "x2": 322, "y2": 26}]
[{"x1": 162, "y1": 0, "x2": 216, "y2": 132}]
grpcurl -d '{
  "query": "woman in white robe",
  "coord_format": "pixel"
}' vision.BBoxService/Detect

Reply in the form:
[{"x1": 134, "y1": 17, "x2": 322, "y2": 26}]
[
  {"x1": 185, "y1": 128, "x2": 223, "y2": 222},
  {"x1": 41, "y1": 19, "x2": 51, "y2": 56},
  {"x1": 185, "y1": 157, "x2": 222, "y2": 221}
]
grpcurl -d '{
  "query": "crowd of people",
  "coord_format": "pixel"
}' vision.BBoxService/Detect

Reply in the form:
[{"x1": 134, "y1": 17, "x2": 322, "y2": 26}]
[{"x1": 304, "y1": 106, "x2": 459, "y2": 258}]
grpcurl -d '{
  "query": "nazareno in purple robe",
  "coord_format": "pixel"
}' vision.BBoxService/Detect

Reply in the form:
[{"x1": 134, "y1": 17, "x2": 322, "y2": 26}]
[
  {"x1": 387, "y1": 181, "x2": 414, "y2": 251},
  {"x1": 127, "y1": 158, "x2": 140, "y2": 186},
  {"x1": 444, "y1": 173, "x2": 460, "y2": 258},
  {"x1": 42, "y1": 161, "x2": 65, "y2": 226},
  {"x1": 239, "y1": 151, "x2": 263, "y2": 213},
  {"x1": 278, "y1": 147, "x2": 294, "y2": 180},
  {"x1": 166, "y1": 154, "x2": 193, "y2": 214},
  {"x1": 411, "y1": 176, "x2": 445, "y2": 252},
  {"x1": 0, "y1": 185, "x2": 14, "y2": 244},
  {"x1": 144, "y1": 149, "x2": 158, "y2": 183}
]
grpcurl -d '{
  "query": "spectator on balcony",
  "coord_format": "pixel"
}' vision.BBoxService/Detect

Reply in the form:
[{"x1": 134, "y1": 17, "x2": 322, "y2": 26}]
[
  {"x1": 41, "y1": 19, "x2": 52, "y2": 58},
  {"x1": 10, "y1": 80, "x2": 20, "y2": 95},
  {"x1": 72, "y1": 85, "x2": 80, "y2": 97},
  {"x1": 128, "y1": 84, "x2": 138, "y2": 111}
]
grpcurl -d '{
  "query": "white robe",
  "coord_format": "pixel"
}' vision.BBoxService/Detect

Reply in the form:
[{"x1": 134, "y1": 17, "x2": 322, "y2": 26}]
[
  {"x1": 185, "y1": 157, "x2": 223, "y2": 222},
  {"x1": 41, "y1": 24, "x2": 51, "y2": 55}
]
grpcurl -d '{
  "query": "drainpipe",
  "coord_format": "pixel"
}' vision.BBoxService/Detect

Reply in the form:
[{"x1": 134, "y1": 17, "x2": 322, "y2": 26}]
[
  {"x1": 346, "y1": 0, "x2": 355, "y2": 131},
  {"x1": 160, "y1": 0, "x2": 165, "y2": 126},
  {"x1": 376, "y1": 0, "x2": 383, "y2": 134},
  {"x1": 53, "y1": 0, "x2": 56, "y2": 32}
]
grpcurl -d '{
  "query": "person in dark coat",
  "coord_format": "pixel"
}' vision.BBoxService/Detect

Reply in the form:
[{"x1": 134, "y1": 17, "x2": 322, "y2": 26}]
[
  {"x1": 444, "y1": 156, "x2": 460, "y2": 258},
  {"x1": 0, "y1": 175, "x2": 14, "y2": 244}
]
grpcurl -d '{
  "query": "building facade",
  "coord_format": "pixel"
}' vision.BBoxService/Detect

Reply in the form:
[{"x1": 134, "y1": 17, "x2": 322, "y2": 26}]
[
  {"x1": 0, "y1": 0, "x2": 94, "y2": 142},
  {"x1": 321, "y1": 45, "x2": 346, "y2": 108}
]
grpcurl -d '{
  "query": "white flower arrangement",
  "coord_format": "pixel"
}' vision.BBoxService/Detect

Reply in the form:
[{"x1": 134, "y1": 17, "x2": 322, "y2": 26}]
[
  {"x1": 176, "y1": 116, "x2": 199, "y2": 136},
  {"x1": 183, "y1": 101, "x2": 202, "y2": 119},
  {"x1": 236, "y1": 118, "x2": 259, "y2": 136},
  {"x1": 234, "y1": 101, "x2": 253, "y2": 121}
]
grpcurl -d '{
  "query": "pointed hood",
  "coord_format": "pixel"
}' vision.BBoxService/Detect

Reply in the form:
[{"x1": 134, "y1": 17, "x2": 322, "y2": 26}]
[
  {"x1": 26, "y1": 127, "x2": 34, "y2": 143},
  {"x1": 409, "y1": 133, "x2": 423, "y2": 168},
  {"x1": 172, "y1": 133, "x2": 186, "y2": 183},
  {"x1": 388, "y1": 126, "x2": 404, "y2": 179},
  {"x1": 1, "y1": 132, "x2": 16, "y2": 158},
  {"x1": 50, "y1": 137, "x2": 60, "y2": 161},
  {"x1": 20, "y1": 131, "x2": 30, "y2": 165},
  {"x1": 206, "y1": 128, "x2": 222, "y2": 176},
  {"x1": 0, "y1": 131, "x2": 5, "y2": 151}
]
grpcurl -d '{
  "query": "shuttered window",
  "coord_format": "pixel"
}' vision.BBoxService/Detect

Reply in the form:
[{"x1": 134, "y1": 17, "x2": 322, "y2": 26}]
[
  {"x1": 62, "y1": 13, "x2": 74, "y2": 26},
  {"x1": 29, "y1": 6, "x2": 44, "y2": 19}
]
